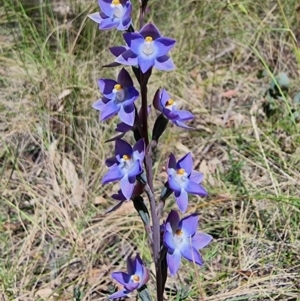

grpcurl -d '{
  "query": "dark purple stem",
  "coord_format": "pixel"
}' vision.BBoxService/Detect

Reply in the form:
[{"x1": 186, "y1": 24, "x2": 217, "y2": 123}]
[{"x1": 140, "y1": 73, "x2": 163, "y2": 301}]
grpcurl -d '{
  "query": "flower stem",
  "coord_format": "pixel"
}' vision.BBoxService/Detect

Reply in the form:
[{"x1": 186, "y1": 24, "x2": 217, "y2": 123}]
[{"x1": 140, "y1": 72, "x2": 163, "y2": 301}]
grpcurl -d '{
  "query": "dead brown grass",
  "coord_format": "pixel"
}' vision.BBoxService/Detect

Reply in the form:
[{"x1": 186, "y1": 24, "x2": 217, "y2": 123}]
[{"x1": 0, "y1": 0, "x2": 300, "y2": 300}]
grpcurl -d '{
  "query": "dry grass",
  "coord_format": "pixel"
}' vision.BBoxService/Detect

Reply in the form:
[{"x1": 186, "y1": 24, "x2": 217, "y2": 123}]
[{"x1": 0, "y1": 0, "x2": 300, "y2": 300}]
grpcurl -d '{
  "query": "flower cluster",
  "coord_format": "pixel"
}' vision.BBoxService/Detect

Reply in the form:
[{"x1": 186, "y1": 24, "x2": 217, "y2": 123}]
[{"x1": 89, "y1": 0, "x2": 213, "y2": 299}]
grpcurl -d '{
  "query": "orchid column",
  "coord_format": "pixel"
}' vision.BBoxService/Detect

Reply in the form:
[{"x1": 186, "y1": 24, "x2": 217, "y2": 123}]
[{"x1": 89, "y1": 1, "x2": 213, "y2": 300}]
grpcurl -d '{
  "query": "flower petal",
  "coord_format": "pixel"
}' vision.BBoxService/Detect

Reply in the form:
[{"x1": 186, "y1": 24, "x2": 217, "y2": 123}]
[
  {"x1": 100, "y1": 17, "x2": 119, "y2": 30},
  {"x1": 139, "y1": 23, "x2": 161, "y2": 39},
  {"x1": 165, "y1": 210, "x2": 180, "y2": 233},
  {"x1": 109, "y1": 290, "x2": 129, "y2": 299},
  {"x1": 88, "y1": 12, "x2": 103, "y2": 24},
  {"x1": 101, "y1": 101, "x2": 120, "y2": 121},
  {"x1": 92, "y1": 99, "x2": 106, "y2": 111},
  {"x1": 123, "y1": 32, "x2": 144, "y2": 53},
  {"x1": 126, "y1": 256, "x2": 135, "y2": 275},
  {"x1": 98, "y1": 0, "x2": 114, "y2": 17},
  {"x1": 175, "y1": 189, "x2": 189, "y2": 213},
  {"x1": 120, "y1": 174, "x2": 135, "y2": 199},
  {"x1": 98, "y1": 79, "x2": 117, "y2": 95},
  {"x1": 172, "y1": 120, "x2": 194, "y2": 129},
  {"x1": 192, "y1": 232, "x2": 213, "y2": 250},
  {"x1": 134, "y1": 254, "x2": 144, "y2": 276},
  {"x1": 123, "y1": 87, "x2": 139, "y2": 105},
  {"x1": 167, "y1": 249, "x2": 181, "y2": 276},
  {"x1": 124, "y1": 282, "x2": 139, "y2": 292},
  {"x1": 189, "y1": 171, "x2": 204, "y2": 183},
  {"x1": 167, "y1": 153, "x2": 177, "y2": 169},
  {"x1": 115, "y1": 139, "x2": 132, "y2": 157},
  {"x1": 160, "y1": 88, "x2": 172, "y2": 107},
  {"x1": 110, "y1": 45, "x2": 128, "y2": 57},
  {"x1": 168, "y1": 174, "x2": 182, "y2": 193},
  {"x1": 116, "y1": 122, "x2": 133, "y2": 133},
  {"x1": 117, "y1": 68, "x2": 133, "y2": 87},
  {"x1": 184, "y1": 180, "x2": 208, "y2": 196},
  {"x1": 112, "y1": 272, "x2": 130, "y2": 286},
  {"x1": 115, "y1": 49, "x2": 138, "y2": 66},
  {"x1": 105, "y1": 155, "x2": 118, "y2": 167},
  {"x1": 180, "y1": 213, "x2": 198, "y2": 236},
  {"x1": 173, "y1": 109, "x2": 194, "y2": 121},
  {"x1": 154, "y1": 37, "x2": 176, "y2": 56},
  {"x1": 177, "y1": 152, "x2": 193, "y2": 175},
  {"x1": 105, "y1": 200, "x2": 124, "y2": 214},
  {"x1": 127, "y1": 160, "x2": 142, "y2": 178},
  {"x1": 154, "y1": 55, "x2": 175, "y2": 71},
  {"x1": 138, "y1": 56, "x2": 155, "y2": 73},
  {"x1": 119, "y1": 104, "x2": 135, "y2": 126},
  {"x1": 153, "y1": 89, "x2": 163, "y2": 112},
  {"x1": 180, "y1": 245, "x2": 203, "y2": 265},
  {"x1": 132, "y1": 139, "x2": 145, "y2": 161},
  {"x1": 164, "y1": 229, "x2": 176, "y2": 251},
  {"x1": 102, "y1": 165, "x2": 124, "y2": 184}
]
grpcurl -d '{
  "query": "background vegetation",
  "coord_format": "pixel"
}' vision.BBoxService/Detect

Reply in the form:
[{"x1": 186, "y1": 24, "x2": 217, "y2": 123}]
[{"x1": 0, "y1": 0, "x2": 299, "y2": 300}]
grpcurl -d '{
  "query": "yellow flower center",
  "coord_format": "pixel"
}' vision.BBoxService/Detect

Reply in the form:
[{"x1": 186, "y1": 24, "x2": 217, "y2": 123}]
[
  {"x1": 132, "y1": 274, "x2": 140, "y2": 282},
  {"x1": 177, "y1": 168, "x2": 185, "y2": 175},
  {"x1": 166, "y1": 99, "x2": 174, "y2": 106},
  {"x1": 176, "y1": 229, "x2": 183, "y2": 236},
  {"x1": 114, "y1": 84, "x2": 122, "y2": 90},
  {"x1": 122, "y1": 154, "x2": 131, "y2": 160},
  {"x1": 145, "y1": 36, "x2": 153, "y2": 42},
  {"x1": 112, "y1": 0, "x2": 120, "y2": 4}
]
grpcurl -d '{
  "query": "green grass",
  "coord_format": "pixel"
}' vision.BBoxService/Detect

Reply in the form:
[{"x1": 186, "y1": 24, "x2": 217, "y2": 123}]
[{"x1": 0, "y1": 0, "x2": 300, "y2": 300}]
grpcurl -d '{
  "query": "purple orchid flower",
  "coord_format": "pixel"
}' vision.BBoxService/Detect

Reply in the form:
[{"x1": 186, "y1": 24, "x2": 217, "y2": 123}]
[
  {"x1": 88, "y1": 0, "x2": 132, "y2": 31},
  {"x1": 153, "y1": 88, "x2": 194, "y2": 128},
  {"x1": 109, "y1": 254, "x2": 150, "y2": 299},
  {"x1": 113, "y1": 23, "x2": 176, "y2": 73},
  {"x1": 163, "y1": 210, "x2": 213, "y2": 276},
  {"x1": 167, "y1": 152, "x2": 207, "y2": 213},
  {"x1": 92, "y1": 68, "x2": 139, "y2": 126},
  {"x1": 102, "y1": 139, "x2": 145, "y2": 199}
]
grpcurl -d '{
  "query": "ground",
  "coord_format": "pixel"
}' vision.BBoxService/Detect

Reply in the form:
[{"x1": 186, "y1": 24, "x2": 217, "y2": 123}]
[{"x1": 0, "y1": 0, "x2": 300, "y2": 300}]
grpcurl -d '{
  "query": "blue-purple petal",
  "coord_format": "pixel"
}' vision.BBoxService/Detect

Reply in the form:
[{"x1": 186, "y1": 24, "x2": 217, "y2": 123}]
[
  {"x1": 177, "y1": 153, "x2": 193, "y2": 175},
  {"x1": 192, "y1": 232, "x2": 213, "y2": 250},
  {"x1": 134, "y1": 254, "x2": 144, "y2": 276},
  {"x1": 92, "y1": 99, "x2": 106, "y2": 111},
  {"x1": 168, "y1": 174, "x2": 182, "y2": 193},
  {"x1": 111, "y1": 271, "x2": 131, "y2": 286},
  {"x1": 116, "y1": 122, "x2": 133, "y2": 133},
  {"x1": 180, "y1": 213, "x2": 198, "y2": 237},
  {"x1": 88, "y1": 12, "x2": 102, "y2": 23},
  {"x1": 98, "y1": 0, "x2": 114, "y2": 17},
  {"x1": 154, "y1": 37, "x2": 176, "y2": 56},
  {"x1": 138, "y1": 56, "x2": 155, "y2": 73},
  {"x1": 101, "y1": 101, "x2": 120, "y2": 121},
  {"x1": 102, "y1": 165, "x2": 124, "y2": 184},
  {"x1": 132, "y1": 139, "x2": 145, "y2": 161},
  {"x1": 100, "y1": 17, "x2": 119, "y2": 30},
  {"x1": 98, "y1": 79, "x2": 117, "y2": 95},
  {"x1": 117, "y1": 68, "x2": 133, "y2": 87},
  {"x1": 154, "y1": 55, "x2": 175, "y2": 71},
  {"x1": 108, "y1": 290, "x2": 129, "y2": 299},
  {"x1": 167, "y1": 249, "x2": 181, "y2": 276},
  {"x1": 165, "y1": 209, "x2": 180, "y2": 233},
  {"x1": 115, "y1": 139, "x2": 133, "y2": 157},
  {"x1": 175, "y1": 189, "x2": 189, "y2": 213},
  {"x1": 139, "y1": 23, "x2": 161, "y2": 39},
  {"x1": 124, "y1": 282, "x2": 139, "y2": 292},
  {"x1": 167, "y1": 153, "x2": 177, "y2": 169},
  {"x1": 180, "y1": 244, "x2": 203, "y2": 265},
  {"x1": 172, "y1": 120, "x2": 194, "y2": 129},
  {"x1": 115, "y1": 49, "x2": 138, "y2": 66},
  {"x1": 110, "y1": 45, "x2": 128, "y2": 57},
  {"x1": 119, "y1": 104, "x2": 135, "y2": 126},
  {"x1": 126, "y1": 256, "x2": 135, "y2": 275},
  {"x1": 189, "y1": 171, "x2": 204, "y2": 183},
  {"x1": 123, "y1": 32, "x2": 144, "y2": 53},
  {"x1": 164, "y1": 230, "x2": 176, "y2": 251},
  {"x1": 153, "y1": 89, "x2": 163, "y2": 112},
  {"x1": 127, "y1": 160, "x2": 142, "y2": 178},
  {"x1": 120, "y1": 175, "x2": 135, "y2": 199},
  {"x1": 105, "y1": 155, "x2": 119, "y2": 167},
  {"x1": 184, "y1": 180, "x2": 208, "y2": 196}
]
